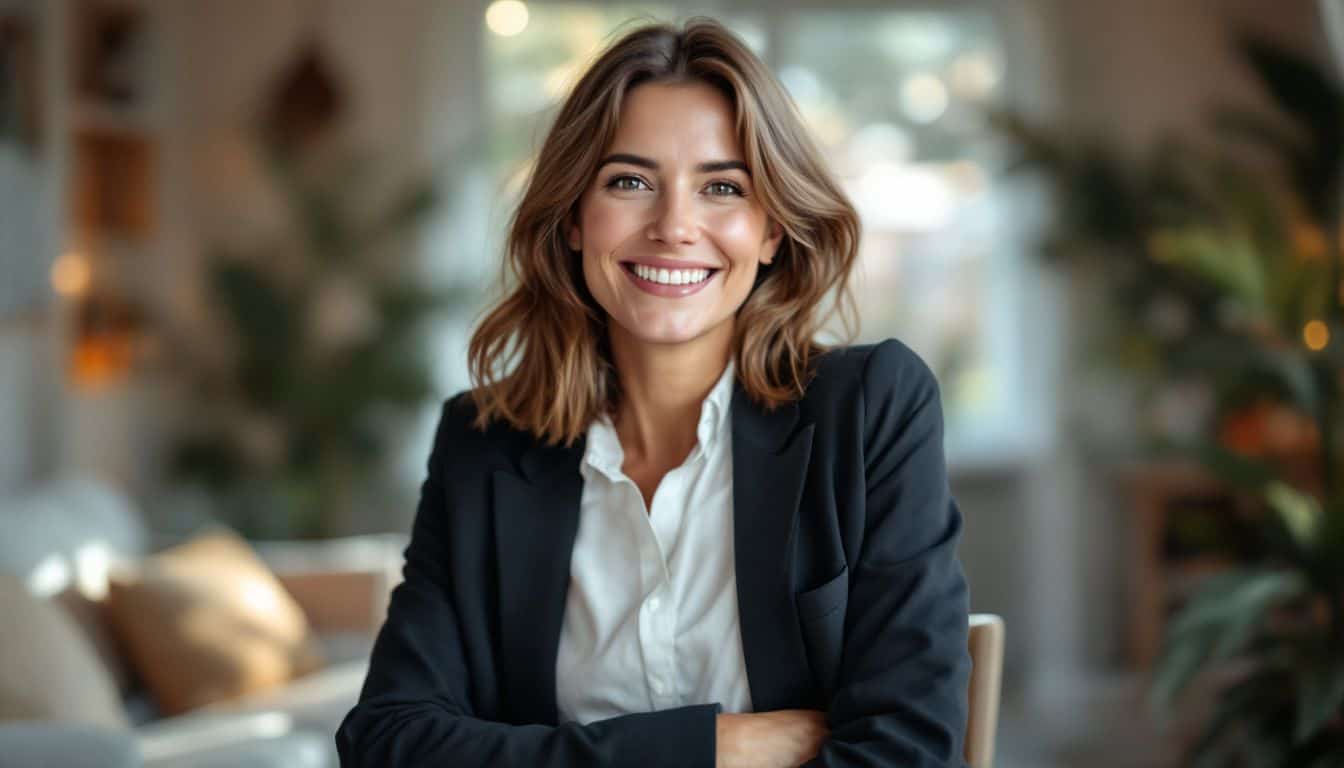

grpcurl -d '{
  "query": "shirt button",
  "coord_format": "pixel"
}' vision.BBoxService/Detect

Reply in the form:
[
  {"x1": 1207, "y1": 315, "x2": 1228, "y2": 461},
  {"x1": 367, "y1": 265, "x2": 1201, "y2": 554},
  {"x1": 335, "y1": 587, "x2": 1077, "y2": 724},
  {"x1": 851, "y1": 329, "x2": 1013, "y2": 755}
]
[
  {"x1": 651, "y1": 677, "x2": 666, "y2": 695},
  {"x1": 646, "y1": 596, "x2": 660, "y2": 612}
]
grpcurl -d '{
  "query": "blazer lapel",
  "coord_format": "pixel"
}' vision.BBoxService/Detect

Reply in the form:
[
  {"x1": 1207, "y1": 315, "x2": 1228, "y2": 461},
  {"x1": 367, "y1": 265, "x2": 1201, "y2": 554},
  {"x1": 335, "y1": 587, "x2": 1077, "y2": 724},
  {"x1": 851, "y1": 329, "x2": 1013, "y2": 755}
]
[
  {"x1": 731, "y1": 379, "x2": 817, "y2": 712},
  {"x1": 491, "y1": 436, "x2": 585, "y2": 726},
  {"x1": 489, "y1": 377, "x2": 817, "y2": 723}
]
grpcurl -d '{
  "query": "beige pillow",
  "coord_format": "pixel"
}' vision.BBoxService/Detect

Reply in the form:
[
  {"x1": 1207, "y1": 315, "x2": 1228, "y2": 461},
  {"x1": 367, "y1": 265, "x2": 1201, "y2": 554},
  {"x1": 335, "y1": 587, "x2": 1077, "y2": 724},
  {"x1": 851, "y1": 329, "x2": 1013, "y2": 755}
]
[
  {"x1": 0, "y1": 573, "x2": 128, "y2": 728},
  {"x1": 104, "y1": 530, "x2": 325, "y2": 716}
]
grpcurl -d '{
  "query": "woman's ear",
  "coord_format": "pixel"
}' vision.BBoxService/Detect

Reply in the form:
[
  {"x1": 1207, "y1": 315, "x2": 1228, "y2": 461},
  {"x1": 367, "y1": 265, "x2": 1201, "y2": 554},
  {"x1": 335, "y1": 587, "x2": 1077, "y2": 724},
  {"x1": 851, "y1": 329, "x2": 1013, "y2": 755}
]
[
  {"x1": 567, "y1": 213, "x2": 582, "y2": 252},
  {"x1": 761, "y1": 220, "x2": 785, "y2": 265}
]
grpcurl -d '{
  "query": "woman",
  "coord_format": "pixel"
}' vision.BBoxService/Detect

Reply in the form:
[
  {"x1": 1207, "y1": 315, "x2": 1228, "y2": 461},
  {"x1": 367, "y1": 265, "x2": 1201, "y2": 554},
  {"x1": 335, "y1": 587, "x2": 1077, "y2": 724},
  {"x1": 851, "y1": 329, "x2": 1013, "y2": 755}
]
[{"x1": 337, "y1": 16, "x2": 970, "y2": 768}]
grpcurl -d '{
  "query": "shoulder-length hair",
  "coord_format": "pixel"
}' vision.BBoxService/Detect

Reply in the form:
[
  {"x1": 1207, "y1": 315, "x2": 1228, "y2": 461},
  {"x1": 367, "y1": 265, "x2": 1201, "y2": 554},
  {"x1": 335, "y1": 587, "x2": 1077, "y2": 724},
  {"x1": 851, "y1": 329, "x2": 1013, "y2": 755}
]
[{"x1": 467, "y1": 15, "x2": 860, "y2": 447}]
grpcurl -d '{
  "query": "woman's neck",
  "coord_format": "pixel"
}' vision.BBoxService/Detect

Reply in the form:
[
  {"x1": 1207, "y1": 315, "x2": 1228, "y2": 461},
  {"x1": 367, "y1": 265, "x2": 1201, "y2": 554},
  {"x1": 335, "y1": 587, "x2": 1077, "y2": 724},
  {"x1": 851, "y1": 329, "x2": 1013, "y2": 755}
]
[{"x1": 607, "y1": 323, "x2": 732, "y2": 467}]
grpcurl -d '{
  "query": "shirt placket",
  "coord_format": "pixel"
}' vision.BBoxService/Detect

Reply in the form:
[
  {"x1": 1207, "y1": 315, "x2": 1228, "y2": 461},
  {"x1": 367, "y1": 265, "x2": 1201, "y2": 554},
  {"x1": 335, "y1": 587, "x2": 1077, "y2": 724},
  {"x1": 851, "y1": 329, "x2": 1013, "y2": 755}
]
[{"x1": 632, "y1": 469, "x2": 683, "y2": 710}]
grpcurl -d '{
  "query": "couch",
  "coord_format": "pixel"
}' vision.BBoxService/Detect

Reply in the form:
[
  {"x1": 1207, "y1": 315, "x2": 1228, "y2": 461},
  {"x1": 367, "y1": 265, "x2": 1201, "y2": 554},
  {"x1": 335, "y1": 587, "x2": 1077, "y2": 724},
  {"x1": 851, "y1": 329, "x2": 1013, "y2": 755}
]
[{"x1": 0, "y1": 475, "x2": 406, "y2": 767}]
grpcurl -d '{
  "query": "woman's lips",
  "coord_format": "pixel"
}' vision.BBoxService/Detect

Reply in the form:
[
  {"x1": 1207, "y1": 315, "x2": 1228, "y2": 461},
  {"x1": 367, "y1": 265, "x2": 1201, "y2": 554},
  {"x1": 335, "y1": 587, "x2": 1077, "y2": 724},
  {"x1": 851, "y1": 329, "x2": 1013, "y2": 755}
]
[{"x1": 621, "y1": 262, "x2": 718, "y2": 297}]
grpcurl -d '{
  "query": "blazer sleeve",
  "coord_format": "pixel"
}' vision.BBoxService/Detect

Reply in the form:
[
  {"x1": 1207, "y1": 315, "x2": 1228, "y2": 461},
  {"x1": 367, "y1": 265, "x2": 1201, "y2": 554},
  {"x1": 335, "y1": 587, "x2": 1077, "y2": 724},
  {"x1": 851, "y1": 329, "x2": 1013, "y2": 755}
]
[
  {"x1": 802, "y1": 339, "x2": 973, "y2": 768},
  {"x1": 334, "y1": 397, "x2": 721, "y2": 767}
]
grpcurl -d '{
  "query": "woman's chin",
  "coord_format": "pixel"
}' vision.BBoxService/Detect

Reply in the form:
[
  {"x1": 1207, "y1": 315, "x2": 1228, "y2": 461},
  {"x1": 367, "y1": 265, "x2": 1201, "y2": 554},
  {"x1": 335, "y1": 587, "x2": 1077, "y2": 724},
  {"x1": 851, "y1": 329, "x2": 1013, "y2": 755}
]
[{"x1": 614, "y1": 317, "x2": 711, "y2": 347}]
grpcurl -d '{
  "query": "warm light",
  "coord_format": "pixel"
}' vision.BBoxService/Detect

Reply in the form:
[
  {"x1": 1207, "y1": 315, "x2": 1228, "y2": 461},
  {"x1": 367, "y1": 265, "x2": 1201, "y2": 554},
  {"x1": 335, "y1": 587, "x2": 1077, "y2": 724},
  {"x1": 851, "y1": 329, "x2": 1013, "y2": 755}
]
[
  {"x1": 71, "y1": 335, "x2": 135, "y2": 389},
  {"x1": 900, "y1": 73, "x2": 949, "y2": 124},
  {"x1": 485, "y1": 0, "x2": 529, "y2": 37},
  {"x1": 51, "y1": 252, "x2": 91, "y2": 297},
  {"x1": 1304, "y1": 319, "x2": 1330, "y2": 351},
  {"x1": 948, "y1": 50, "x2": 1000, "y2": 99}
]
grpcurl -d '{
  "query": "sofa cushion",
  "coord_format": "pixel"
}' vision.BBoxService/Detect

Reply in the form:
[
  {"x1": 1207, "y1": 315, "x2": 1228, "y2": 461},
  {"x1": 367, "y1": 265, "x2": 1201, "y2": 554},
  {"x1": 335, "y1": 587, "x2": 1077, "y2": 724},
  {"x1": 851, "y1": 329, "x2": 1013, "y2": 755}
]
[
  {"x1": 136, "y1": 710, "x2": 333, "y2": 767},
  {"x1": 143, "y1": 729, "x2": 333, "y2": 768},
  {"x1": 0, "y1": 722, "x2": 141, "y2": 768},
  {"x1": 104, "y1": 529, "x2": 325, "y2": 716},
  {"x1": 196, "y1": 657, "x2": 369, "y2": 734},
  {"x1": 0, "y1": 573, "x2": 127, "y2": 728},
  {"x1": 0, "y1": 474, "x2": 149, "y2": 693}
]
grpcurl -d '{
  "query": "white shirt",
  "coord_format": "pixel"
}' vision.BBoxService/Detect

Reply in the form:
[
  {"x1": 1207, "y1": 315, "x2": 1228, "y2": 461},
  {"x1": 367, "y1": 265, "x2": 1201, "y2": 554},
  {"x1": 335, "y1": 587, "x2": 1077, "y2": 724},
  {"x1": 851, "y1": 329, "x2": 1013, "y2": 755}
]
[{"x1": 555, "y1": 359, "x2": 753, "y2": 724}]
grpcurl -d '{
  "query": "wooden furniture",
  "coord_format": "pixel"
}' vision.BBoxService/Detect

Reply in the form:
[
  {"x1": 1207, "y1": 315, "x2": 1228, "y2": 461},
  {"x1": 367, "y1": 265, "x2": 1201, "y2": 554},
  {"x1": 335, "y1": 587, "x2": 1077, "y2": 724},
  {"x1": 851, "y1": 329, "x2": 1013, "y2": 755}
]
[
  {"x1": 966, "y1": 613, "x2": 1005, "y2": 768},
  {"x1": 1122, "y1": 463, "x2": 1241, "y2": 670}
]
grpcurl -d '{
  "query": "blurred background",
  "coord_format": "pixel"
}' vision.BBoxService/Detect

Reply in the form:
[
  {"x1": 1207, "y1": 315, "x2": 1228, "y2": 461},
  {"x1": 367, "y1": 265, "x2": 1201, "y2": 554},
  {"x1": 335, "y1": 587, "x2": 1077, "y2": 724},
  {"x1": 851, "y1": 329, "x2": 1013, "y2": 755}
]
[{"x1": 2, "y1": 0, "x2": 1343, "y2": 766}]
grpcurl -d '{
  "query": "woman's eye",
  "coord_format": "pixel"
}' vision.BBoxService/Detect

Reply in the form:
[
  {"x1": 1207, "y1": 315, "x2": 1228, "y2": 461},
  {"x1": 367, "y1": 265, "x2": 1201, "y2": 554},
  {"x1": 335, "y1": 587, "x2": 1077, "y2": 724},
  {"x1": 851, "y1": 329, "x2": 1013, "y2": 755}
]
[
  {"x1": 607, "y1": 175, "x2": 649, "y2": 191},
  {"x1": 707, "y1": 181, "x2": 744, "y2": 197}
]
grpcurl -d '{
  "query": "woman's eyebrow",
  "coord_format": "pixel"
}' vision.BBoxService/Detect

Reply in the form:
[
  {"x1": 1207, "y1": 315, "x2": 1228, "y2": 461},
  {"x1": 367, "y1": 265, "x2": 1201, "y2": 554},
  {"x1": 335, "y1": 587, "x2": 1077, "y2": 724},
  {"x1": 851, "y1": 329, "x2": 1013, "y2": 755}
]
[{"x1": 598, "y1": 153, "x2": 750, "y2": 175}]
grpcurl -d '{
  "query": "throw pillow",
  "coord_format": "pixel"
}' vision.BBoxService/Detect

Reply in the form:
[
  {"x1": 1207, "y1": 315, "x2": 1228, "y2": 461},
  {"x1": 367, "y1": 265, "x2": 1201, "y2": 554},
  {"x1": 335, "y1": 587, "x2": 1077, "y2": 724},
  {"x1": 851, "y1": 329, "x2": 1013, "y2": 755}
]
[{"x1": 104, "y1": 529, "x2": 325, "y2": 716}]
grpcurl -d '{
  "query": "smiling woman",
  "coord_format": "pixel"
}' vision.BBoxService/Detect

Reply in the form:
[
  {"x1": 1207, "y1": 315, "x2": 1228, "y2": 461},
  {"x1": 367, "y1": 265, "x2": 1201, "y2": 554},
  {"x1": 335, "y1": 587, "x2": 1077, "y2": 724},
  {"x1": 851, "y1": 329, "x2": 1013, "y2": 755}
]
[{"x1": 338, "y1": 16, "x2": 972, "y2": 768}]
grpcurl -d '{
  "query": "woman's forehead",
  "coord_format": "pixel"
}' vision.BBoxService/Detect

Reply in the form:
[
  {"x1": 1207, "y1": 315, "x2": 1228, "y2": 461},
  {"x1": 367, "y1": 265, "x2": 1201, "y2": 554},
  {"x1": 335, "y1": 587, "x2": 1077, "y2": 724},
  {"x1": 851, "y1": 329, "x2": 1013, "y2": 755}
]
[{"x1": 607, "y1": 81, "x2": 743, "y2": 162}]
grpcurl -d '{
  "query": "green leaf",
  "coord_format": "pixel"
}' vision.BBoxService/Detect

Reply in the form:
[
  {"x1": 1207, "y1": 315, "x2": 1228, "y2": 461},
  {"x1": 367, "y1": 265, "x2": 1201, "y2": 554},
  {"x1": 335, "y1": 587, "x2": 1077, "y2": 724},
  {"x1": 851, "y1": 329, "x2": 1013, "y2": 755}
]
[
  {"x1": 1167, "y1": 570, "x2": 1305, "y2": 638},
  {"x1": 1148, "y1": 227, "x2": 1267, "y2": 313},
  {"x1": 1187, "y1": 668, "x2": 1290, "y2": 767},
  {"x1": 1236, "y1": 37, "x2": 1344, "y2": 151},
  {"x1": 1151, "y1": 625, "x2": 1219, "y2": 710},
  {"x1": 1152, "y1": 570, "x2": 1306, "y2": 706},
  {"x1": 1167, "y1": 337, "x2": 1319, "y2": 415},
  {"x1": 1266, "y1": 481, "x2": 1324, "y2": 553},
  {"x1": 1234, "y1": 36, "x2": 1344, "y2": 220},
  {"x1": 1295, "y1": 658, "x2": 1344, "y2": 744}
]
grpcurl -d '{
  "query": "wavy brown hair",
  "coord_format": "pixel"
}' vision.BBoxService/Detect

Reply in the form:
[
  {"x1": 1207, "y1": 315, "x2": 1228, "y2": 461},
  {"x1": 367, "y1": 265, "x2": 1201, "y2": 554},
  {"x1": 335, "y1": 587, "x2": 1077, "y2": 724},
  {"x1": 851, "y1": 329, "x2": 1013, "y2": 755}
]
[{"x1": 467, "y1": 16, "x2": 860, "y2": 447}]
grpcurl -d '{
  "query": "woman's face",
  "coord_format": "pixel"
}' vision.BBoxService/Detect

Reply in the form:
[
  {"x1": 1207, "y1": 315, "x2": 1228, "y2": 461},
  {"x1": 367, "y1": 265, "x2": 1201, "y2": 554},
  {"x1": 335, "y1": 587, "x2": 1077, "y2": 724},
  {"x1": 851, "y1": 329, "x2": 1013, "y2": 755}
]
[{"x1": 568, "y1": 81, "x2": 784, "y2": 350}]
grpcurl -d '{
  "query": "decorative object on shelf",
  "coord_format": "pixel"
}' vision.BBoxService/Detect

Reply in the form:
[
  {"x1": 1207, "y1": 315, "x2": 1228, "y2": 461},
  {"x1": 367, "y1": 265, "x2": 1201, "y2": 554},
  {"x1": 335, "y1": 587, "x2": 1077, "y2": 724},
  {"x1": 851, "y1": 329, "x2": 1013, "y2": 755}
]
[
  {"x1": 996, "y1": 18, "x2": 1344, "y2": 764},
  {"x1": 73, "y1": 129, "x2": 155, "y2": 241},
  {"x1": 52, "y1": 0, "x2": 160, "y2": 382},
  {"x1": 0, "y1": 7, "x2": 40, "y2": 150},
  {"x1": 72, "y1": 0, "x2": 148, "y2": 110},
  {"x1": 164, "y1": 38, "x2": 465, "y2": 540},
  {"x1": 68, "y1": 289, "x2": 145, "y2": 389}
]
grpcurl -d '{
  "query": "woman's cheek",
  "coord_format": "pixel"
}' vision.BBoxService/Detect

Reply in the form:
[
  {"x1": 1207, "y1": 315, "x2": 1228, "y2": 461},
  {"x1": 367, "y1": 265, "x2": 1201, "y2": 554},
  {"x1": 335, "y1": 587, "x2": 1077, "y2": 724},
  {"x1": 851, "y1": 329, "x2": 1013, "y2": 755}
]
[{"x1": 708, "y1": 209, "x2": 761, "y2": 254}]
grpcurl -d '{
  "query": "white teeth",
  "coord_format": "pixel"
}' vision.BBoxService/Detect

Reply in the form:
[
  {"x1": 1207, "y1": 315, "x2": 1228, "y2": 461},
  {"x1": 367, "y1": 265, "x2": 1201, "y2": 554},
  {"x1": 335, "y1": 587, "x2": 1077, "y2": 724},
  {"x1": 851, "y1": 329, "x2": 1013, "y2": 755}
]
[{"x1": 632, "y1": 264, "x2": 710, "y2": 286}]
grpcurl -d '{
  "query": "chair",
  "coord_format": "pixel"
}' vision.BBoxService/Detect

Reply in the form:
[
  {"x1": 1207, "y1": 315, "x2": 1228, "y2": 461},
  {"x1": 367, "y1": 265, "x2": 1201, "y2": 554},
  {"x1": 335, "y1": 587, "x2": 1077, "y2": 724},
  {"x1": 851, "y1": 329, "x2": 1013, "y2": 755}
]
[{"x1": 965, "y1": 614, "x2": 1005, "y2": 768}]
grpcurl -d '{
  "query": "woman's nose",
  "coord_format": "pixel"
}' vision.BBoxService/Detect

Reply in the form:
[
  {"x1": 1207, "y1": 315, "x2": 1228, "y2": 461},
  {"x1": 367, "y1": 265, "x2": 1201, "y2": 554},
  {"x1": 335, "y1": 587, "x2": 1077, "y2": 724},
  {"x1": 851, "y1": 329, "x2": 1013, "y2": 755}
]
[{"x1": 647, "y1": 188, "x2": 700, "y2": 245}]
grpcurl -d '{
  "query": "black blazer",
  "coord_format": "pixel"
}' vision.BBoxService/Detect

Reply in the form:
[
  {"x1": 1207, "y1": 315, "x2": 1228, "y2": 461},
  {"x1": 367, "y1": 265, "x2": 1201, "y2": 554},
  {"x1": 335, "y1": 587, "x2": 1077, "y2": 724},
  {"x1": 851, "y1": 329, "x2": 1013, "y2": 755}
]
[{"x1": 336, "y1": 338, "x2": 972, "y2": 767}]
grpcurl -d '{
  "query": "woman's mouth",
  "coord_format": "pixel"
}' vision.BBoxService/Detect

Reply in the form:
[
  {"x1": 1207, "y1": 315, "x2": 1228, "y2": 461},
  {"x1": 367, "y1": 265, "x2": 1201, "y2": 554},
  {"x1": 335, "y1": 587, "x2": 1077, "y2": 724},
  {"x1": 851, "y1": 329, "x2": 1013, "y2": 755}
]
[{"x1": 621, "y1": 262, "x2": 719, "y2": 297}]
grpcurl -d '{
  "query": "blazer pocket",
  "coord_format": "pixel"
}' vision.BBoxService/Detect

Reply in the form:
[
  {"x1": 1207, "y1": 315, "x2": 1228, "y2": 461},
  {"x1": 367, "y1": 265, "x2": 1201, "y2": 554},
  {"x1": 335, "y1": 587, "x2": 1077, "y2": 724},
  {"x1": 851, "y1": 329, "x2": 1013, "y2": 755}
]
[
  {"x1": 795, "y1": 564, "x2": 849, "y2": 621},
  {"x1": 795, "y1": 565, "x2": 848, "y2": 697}
]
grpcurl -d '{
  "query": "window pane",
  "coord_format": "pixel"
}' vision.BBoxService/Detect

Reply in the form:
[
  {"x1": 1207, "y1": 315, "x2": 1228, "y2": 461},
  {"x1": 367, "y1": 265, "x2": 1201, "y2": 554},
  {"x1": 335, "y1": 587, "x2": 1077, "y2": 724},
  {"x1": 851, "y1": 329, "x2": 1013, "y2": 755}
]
[{"x1": 777, "y1": 11, "x2": 1011, "y2": 452}]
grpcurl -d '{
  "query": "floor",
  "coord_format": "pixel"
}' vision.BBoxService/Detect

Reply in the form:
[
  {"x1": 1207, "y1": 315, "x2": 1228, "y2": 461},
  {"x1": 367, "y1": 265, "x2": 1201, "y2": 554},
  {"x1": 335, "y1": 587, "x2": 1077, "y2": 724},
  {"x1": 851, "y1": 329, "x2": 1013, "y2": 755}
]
[{"x1": 993, "y1": 672, "x2": 1194, "y2": 768}]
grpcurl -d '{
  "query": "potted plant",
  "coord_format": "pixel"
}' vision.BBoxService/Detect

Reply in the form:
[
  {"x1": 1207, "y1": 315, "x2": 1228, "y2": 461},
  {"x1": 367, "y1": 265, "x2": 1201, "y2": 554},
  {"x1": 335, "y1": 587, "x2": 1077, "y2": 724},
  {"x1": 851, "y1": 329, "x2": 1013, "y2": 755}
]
[{"x1": 995, "y1": 30, "x2": 1344, "y2": 765}]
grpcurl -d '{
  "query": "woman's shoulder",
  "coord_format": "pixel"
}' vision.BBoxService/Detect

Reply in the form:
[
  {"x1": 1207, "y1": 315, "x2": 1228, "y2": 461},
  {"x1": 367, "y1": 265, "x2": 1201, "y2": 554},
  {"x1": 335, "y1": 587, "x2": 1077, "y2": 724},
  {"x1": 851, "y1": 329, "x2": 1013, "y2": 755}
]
[
  {"x1": 428, "y1": 387, "x2": 539, "y2": 467},
  {"x1": 808, "y1": 337, "x2": 939, "y2": 409}
]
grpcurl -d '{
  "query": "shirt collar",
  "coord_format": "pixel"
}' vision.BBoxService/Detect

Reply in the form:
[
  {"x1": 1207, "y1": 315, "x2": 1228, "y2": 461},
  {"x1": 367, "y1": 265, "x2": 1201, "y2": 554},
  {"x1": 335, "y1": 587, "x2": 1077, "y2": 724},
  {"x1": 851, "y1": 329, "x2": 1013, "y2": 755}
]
[{"x1": 582, "y1": 358, "x2": 736, "y2": 481}]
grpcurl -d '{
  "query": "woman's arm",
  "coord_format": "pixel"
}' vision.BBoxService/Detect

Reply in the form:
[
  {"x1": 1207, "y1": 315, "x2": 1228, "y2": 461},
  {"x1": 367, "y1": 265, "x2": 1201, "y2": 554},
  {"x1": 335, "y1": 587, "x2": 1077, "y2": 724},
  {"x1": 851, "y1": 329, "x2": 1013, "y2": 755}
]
[
  {"x1": 334, "y1": 399, "x2": 719, "y2": 768},
  {"x1": 800, "y1": 339, "x2": 973, "y2": 768}
]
